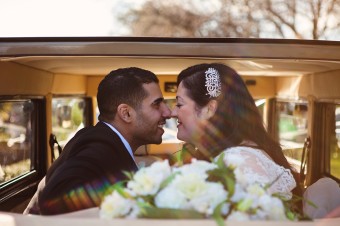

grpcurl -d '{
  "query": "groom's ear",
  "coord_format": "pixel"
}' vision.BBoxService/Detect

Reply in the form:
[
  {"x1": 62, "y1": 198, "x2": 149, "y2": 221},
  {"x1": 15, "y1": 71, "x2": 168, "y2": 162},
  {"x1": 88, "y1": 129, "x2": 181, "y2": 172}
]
[
  {"x1": 117, "y1": 104, "x2": 134, "y2": 123},
  {"x1": 207, "y1": 99, "x2": 218, "y2": 118}
]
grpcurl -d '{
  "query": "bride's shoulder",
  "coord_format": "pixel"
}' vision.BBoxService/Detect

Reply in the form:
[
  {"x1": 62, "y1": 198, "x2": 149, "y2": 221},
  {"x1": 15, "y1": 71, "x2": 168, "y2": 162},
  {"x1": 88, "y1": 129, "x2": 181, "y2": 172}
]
[
  {"x1": 221, "y1": 146, "x2": 263, "y2": 155},
  {"x1": 216, "y1": 146, "x2": 257, "y2": 159},
  {"x1": 219, "y1": 146, "x2": 274, "y2": 162}
]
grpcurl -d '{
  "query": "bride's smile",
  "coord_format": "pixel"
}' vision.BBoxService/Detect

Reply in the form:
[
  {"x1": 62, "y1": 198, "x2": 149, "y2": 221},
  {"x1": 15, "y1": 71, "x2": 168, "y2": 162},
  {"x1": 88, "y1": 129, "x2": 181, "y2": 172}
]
[{"x1": 171, "y1": 83, "x2": 211, "y2": 143}]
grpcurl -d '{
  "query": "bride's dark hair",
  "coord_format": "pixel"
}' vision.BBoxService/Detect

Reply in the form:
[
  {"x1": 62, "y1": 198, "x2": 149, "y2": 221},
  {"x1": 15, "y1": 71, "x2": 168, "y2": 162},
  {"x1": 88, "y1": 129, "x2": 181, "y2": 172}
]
[
  {"x1": 177, "y1": 64, "x2": 214, "y2": 109},
  {"x1": 178, "y1": 63, "x2": 302, "y2": 200}
]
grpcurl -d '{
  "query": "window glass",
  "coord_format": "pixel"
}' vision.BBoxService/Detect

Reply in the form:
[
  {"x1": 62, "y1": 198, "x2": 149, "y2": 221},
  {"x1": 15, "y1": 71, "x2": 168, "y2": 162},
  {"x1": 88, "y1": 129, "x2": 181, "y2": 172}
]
[
  {"x1": 255, "y1": 99, "x2": 266, "y2": 117},
  {"x1": 0, "y1": 100, "x2": 33, "y2": 184},
  {"x1": 330, "y1": 105, "x2": 340, "y2": 178},
  {"x1": 163, "y1": 99, "x2": 181, "y2": 144},
  {"x1": 51, "y1": 97, "x2": 87, "y2": 159},
  {"x1": 277, "y1": 101, "x2": 308, "y2": 171}
]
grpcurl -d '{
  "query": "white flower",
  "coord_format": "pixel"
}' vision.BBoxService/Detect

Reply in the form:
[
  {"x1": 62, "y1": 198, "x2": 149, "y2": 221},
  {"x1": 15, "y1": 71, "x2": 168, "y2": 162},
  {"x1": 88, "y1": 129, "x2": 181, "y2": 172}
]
[
  {"x1": 247, "y1": 183, "x2": 266, "y2": 196},
  {"x1": 170, "y1": 173, "x2": 209, "y2": 200},
  {"x1": 220, "y1": 203, "x2": 231, "y2": 215},
  {"x1": 244, "y1": 183, "x2": 267, "y2": 208},
  {"x1": 158, "y1": 172, "x2": 228, "y2": 216},
  {"x1": 173, "y1": 159, "x2": 217, "y2": 179},
  {"x1": 259, "y1": 195, "x2": 288, "y2": 220},
  {"x1": 249, "y1": 210, "x2": 267, "y2": 220},
  {"x1": 258, "y1": 194, "x2": 274, "y2": 210},
  {"x1": 155, "y1": 186, "x2": 189, "y2": 209},
  {"x1": 227, "y1": 211, "x2": 250, "y2": 221},
  {"x1": 99, "y1": 190, "x2": 138, "y2": 219},
  {"x1": 99, "y1": 156, "x2": 295, "y2": 222},
  {"x1": 221, "y1": 152, "x2": 245, "y2": 168},
  {"x1": 127, "y1": 160, "x2": 171, "y2": 196},
  {"x1": 230, "y1": 183, "x2": 247, "y2": 203},
  {"x1": 233, "y1": 168, "x2": 249, "y2": 187},
  {"x1": 190, "y1": 182, "x2": 228, "y2": 215}
]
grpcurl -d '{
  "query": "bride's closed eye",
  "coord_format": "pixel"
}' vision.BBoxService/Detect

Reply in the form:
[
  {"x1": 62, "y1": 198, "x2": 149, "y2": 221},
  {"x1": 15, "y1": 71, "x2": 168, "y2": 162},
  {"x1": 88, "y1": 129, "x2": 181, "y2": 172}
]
[{"x1": 175, "y1": 104, "x2": 183, "y2": 108}]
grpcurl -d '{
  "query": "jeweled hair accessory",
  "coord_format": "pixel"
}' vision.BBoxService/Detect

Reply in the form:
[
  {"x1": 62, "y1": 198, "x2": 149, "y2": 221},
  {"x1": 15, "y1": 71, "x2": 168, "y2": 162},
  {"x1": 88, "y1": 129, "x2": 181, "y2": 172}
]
[{"x1": 205, "y1": 68, "x2": 221, "y2": 98}]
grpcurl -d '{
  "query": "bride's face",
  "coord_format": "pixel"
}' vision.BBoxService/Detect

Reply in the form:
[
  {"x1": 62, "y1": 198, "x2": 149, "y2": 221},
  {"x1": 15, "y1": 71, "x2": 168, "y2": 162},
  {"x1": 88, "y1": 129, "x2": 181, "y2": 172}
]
[{"x1": 171, "y1": 82, "x2": 210, "y2": 143}]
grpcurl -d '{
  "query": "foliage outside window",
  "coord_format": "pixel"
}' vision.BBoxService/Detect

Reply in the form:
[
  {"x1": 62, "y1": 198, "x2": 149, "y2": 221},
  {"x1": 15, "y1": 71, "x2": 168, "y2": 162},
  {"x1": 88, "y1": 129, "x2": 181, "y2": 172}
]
[
  {"x1": 2, "y1": 0, "x2": 340, "y2": 40},
  {"x1": 51, "y1": 97, "x2": 87, "y2": 159},
  {"x1": 277, "y1": 101, "x2": 308, "y2": 171},
  {"x1": 0, "y1": 100, "x2": 33, "y2": 184},
  {"x1": 118, "y1": 0, "x2": 340, "y2": 40},
  {"x1": 330, "y1": 105, "x2": 340, "y2": 178}
]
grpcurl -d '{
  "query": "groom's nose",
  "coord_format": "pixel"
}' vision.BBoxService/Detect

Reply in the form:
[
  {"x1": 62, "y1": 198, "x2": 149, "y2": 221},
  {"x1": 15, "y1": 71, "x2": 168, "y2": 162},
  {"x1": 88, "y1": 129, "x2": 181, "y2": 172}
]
[{"x1": 160, "y1": 102, "x2": 171, "y2": 119}]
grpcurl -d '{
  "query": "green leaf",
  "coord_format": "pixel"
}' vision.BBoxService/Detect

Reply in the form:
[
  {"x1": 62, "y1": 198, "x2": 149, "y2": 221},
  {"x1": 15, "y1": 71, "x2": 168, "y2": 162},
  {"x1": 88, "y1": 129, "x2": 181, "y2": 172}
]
[
  {"x1": 213, "y1": 202, "x2": 227, "y2": 226},
  {"x1": 122, "y1": 170, "x2": 134, "y2": 180},
  {"x1": 159, "y1": 172, "x2": 179, "y2": 190},
  {"x1": 112, "y1": 181, "x2": 131, "y2": 199},
  {"x1": 207, "y1": 164, "x2": 235, "y2": 198},
  {"x1": 172, "y1": 145, "x2": 192, "y2": 166},
  {"x1": 215, "y1": 152, "x2": 226, "y2": 168},
  {"x1": 172, "y1": 148, "x2": 184, "y2": 166},
  {"x1": 139, "y1": 207, "x2": 205, "y2": 219},
  {"x1": 137, "y1": 201, "x2": 153, "y2": 208},
  {"x1": 237, "y1": 198, "x2": 252, "y2": 212},
  {"x1": 225, "y1": 176, "x2": 235, "y2": 197},
  {"x1": 286, "y1": 210, "x2": 296, "y2": 220}
]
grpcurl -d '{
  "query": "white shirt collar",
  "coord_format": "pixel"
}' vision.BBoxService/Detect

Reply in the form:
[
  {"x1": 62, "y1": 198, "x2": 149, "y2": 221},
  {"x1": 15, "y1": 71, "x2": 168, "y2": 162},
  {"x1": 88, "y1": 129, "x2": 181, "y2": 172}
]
[{"x1": 101, "y1": 121, "x2": 136, "y2": 163}]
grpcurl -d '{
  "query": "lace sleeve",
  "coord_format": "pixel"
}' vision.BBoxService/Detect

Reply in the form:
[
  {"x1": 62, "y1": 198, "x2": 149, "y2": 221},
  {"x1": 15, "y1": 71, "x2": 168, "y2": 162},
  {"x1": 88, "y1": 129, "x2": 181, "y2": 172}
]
[{"x1": 220, "y1": 147, "x2": 296, "y2": 197}]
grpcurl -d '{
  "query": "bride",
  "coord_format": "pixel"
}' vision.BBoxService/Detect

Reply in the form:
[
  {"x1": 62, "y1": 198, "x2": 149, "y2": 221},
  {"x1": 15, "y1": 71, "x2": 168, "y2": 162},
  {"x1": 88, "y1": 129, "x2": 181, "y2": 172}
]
[{"x1": 171, "y1": 63, "x2": 302, "y2": 205}]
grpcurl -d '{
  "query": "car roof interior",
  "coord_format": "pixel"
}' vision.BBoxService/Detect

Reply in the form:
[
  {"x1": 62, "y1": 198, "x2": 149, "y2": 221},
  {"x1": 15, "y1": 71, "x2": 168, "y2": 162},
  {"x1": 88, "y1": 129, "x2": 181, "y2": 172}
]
[{"x1": 1, "y1": 37, "x2": 340, "y2": 99}]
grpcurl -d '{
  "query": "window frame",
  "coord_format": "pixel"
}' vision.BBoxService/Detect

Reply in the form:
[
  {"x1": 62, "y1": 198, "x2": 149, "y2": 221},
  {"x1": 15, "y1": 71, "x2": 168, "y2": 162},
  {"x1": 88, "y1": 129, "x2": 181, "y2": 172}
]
[
  {"x1": 317, "y1": 101, "x2": 340, "y2": 182},
  {"x1": 0, "y1": 96, "x2": 47, "y2": 211}
]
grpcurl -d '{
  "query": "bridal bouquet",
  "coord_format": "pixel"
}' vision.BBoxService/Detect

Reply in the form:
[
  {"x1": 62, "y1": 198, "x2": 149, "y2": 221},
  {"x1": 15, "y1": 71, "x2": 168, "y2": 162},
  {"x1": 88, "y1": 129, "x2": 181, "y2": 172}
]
[{"x1": 99, "y1": 154, "x2": 297, "y2": 225}]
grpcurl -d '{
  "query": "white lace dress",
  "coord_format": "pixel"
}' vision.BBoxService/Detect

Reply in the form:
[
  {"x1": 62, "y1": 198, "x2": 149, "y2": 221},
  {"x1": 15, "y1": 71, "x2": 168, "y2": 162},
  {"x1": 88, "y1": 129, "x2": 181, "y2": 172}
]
[{"x1": 215, "y1": 146, "x2": 296, "y2": 198}]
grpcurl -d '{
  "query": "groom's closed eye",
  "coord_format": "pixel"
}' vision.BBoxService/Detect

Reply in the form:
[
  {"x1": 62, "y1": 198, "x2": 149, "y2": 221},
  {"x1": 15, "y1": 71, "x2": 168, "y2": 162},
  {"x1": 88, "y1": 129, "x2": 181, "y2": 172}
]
[{"x1": 152, "y1": 98, "x2": 164, "y2": 108}]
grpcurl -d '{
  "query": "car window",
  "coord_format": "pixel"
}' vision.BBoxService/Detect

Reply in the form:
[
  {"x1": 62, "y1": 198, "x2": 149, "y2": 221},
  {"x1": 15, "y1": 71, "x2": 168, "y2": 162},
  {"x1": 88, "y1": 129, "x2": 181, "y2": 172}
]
[
  {"x1": 330, "y1": 105, "x2": 340, "y2": 178},
  {"x1": 277, "y1": 101, "x2": 308, "y2": 171},
  {"x1": 51, "y1": 97, "x2": 88, "y2": 160},
  {"x1": 0, "y1": 100, "x2": 33, "y2": 183}
]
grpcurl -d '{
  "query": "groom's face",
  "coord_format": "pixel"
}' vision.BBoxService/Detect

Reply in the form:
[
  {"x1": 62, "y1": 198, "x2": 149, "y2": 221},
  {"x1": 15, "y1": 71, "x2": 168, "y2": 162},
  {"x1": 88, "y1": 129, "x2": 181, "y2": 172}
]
[{"x1": 133, "y1": 82, "x2": 171, "y2": 145}]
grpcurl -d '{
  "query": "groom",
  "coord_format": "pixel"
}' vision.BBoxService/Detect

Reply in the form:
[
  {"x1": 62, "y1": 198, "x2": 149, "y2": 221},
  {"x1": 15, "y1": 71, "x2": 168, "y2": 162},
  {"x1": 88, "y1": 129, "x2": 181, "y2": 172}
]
[{"x1": 27, "y1": 67, "x2": 171, "y2": 215}]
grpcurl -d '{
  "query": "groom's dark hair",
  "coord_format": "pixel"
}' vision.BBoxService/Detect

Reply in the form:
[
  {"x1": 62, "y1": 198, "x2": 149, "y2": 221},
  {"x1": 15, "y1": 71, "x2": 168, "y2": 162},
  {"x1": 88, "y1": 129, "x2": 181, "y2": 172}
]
[{"x1": 97, "y1": 67, "x2": 159, "y2": 121}]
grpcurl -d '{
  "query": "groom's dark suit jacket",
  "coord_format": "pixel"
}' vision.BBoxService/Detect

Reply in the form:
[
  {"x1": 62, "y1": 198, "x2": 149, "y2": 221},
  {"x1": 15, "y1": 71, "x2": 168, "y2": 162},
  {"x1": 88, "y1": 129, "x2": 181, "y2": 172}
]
[{"x1": 38, "y1": 122, "x2": 138, "y2": 215}]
